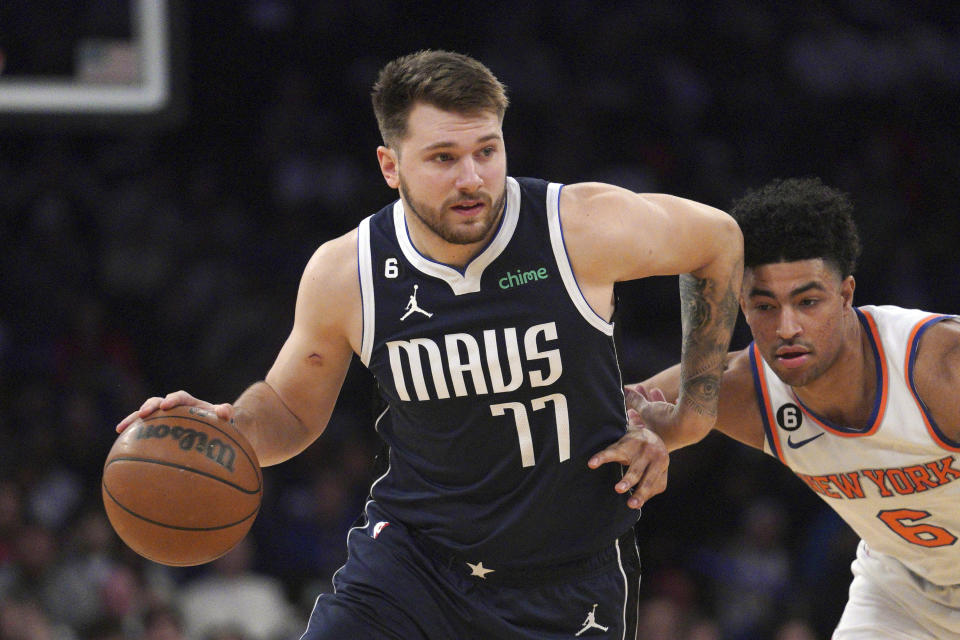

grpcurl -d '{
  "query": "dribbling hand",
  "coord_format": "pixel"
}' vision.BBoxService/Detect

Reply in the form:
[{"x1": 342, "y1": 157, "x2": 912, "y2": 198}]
[{"x1": 116, "y1": 390, "x2": 235, "y2": 433}]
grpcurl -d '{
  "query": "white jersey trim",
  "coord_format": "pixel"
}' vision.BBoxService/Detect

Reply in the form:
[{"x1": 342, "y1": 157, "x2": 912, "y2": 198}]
[
  {"x1": 358, "y1": 215, "x2": 375, "y2": 367},
  {"x1": 392, "y1": 176, "x2": 521, "y2": 295},
  {"x1": 545, "y1": 182, "x2": 615, "y2": 336}
]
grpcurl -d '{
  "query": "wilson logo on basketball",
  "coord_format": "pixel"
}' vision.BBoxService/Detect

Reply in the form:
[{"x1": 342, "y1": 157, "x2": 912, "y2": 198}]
[{"x1": 135, "y1": 423, "x2": 237, "y2": 472}]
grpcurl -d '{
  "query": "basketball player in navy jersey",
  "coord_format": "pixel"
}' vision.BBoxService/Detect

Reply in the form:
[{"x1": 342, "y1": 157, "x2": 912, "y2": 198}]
[
  {"x1": 601, "y1": 177, "x2": 960, "y2": 638},
  {"x1": 118, "y1": 50, "x2": 743, "y2": 639}
]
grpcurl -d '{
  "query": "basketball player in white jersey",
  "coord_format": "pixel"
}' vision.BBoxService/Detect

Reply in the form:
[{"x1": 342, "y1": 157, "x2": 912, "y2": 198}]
[{"x1": 593, "y1": 177, "x2": 960, "y2": 638}]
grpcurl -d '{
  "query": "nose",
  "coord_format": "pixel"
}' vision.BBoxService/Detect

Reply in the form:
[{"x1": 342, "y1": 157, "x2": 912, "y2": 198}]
[
  {"x1": 455, "y1": 157, "x2": 483, "y2": 192},
  {"x1": 776, "y1": 307, "x2": 803, "y2": 340}
]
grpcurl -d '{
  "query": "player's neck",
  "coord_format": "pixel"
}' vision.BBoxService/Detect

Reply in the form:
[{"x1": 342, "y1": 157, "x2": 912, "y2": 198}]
[
  {"x1": 411, "y1": 231, "x2": 490, "y2": 270},
  {"x1": 794, "y1": 309, "x2": 876, "y2": 429}
]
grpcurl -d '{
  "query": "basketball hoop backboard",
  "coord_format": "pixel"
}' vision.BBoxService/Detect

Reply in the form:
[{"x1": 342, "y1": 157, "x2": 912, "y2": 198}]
[{"x1": 0, "y1": 0, "x2": 183, "y2": 128}]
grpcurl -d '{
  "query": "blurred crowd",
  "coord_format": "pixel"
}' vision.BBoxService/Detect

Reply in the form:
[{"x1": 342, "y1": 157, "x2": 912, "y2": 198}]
[{"x1": 0, "y1": 1, "x2": 957, "y2": 639}]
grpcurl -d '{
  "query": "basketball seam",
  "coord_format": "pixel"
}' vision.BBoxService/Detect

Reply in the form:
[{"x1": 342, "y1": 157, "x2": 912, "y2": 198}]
[
  {"x1": 104, "y1": 456, "x2": 261, "y2": 494},
  {"x1": 102, "y1": 481, "x2": 260, "y2": 531}
]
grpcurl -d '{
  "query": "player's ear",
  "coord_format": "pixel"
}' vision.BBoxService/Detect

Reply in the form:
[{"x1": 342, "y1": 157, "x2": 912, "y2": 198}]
[
  {"x1": 378, "y1": 146, "x2": 400, "y2": 189},
  {"x1": 841, "y1": 275, "x2": 855, "y2": 308}
]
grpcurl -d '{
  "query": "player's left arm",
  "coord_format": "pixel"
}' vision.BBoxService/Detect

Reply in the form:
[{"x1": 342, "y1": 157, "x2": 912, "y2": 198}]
[
  {"x1": 560, "y1": 183, "x2": 742, "y2": 506},
  {"x1": 561, "y1": 182, "x2": 743, "y2": 430},
  {"x1": 913, "y1": 318, "x2": 960, "y2": 441}
]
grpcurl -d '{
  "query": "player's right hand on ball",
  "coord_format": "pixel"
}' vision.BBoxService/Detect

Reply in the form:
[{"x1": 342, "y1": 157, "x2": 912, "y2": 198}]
[{"x1": 115, "y1": 390, "x2": 235, "y2": 433}]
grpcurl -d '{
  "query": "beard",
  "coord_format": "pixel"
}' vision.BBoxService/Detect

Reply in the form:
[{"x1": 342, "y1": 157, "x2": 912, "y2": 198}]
[{"x1": 399, "y1": 175, "x2": 507, "y2": 246}]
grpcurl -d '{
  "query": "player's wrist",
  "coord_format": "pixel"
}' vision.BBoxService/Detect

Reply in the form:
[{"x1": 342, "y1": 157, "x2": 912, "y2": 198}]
[{"x1": 673, "y1": 396, "x2": 718, "y2": 431}]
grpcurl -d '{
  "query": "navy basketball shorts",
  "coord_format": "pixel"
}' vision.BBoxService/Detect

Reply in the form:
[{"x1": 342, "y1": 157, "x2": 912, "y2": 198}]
[{"x1": 300, "y1": 501, "x2": 641, "y2": 640}]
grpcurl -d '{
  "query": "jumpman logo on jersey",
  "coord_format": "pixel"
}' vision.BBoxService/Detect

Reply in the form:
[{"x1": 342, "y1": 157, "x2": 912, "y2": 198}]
[
  {"x1": 575, "y1": 604, "x2": 608, "y2": 636},
  {"x1": 400, "y1": 284, "x2": 433, "y2": 321}
]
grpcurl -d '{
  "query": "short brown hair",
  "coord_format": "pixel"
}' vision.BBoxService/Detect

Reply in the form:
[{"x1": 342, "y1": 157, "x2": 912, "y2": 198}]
[{"x1": 371, "y1": 50, "x2": 509, "y2": 148}]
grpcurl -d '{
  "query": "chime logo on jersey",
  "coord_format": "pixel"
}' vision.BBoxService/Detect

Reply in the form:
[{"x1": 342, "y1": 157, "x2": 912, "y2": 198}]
[
  {"x1": 385, "y1": 321, "x2": 563, "y2": 401},
  {"x1": 498, "y1": 265, "x2": 549, "y2": 290}
]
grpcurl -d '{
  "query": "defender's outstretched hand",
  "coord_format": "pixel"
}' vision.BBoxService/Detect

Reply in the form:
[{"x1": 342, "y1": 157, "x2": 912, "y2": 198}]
[
  {"x1": 623, "y1": 383, "x2": 671, "y2": 424},
  {"x1": 116, "y1": 390, "x2": 235, "y2": 433}
]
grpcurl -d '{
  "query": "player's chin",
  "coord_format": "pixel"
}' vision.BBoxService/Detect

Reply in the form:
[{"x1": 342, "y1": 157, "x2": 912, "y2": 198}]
[
  {"x1": 447, "y1": 219, "x2": 493, "y2": 245},
  {"x1": 772, "y1": 363, "x2": 817, "y2": 387}
]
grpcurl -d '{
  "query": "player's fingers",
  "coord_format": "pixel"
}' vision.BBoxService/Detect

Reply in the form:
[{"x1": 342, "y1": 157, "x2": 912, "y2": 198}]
[
  {"x1": 159, "y1": 390, "x2": 198, "y2": 410},
  {"x1": 626, "y1": 408, "x2": 644, "y2": 427},
  {"x1": 134, "y1": 396, "x2": 165, "y2": 420},
  {"x1": 117, "y1": 395, "x2": 165, "y2": 432},
  {"x1": 622, "y1": 383, "x2": 642, "y2": 401},
  {"x1": 650, "y1": 387, "x2": 666, "y2": 402},
  {"x1": 617, "y1": 453, "x2": 650, "y2": 498},
  {"x1": 624, "y1": 387, "x2": 649, "y2": 413},
  {"x1": 627, "y1": 456, "x2": 669, "y2": 508},
  {"x1": 587, "y1": 448, "x2": 615, "y2": 469},
  {"x1": 587, "y1": 439, "x2": 632, "y2": 469},
  {"x1": 139, "y1": 396, "x2": 163, "y2": 413},
  {"x1": 116, "y1": 410, "x2": 142, "y2": 433},
  {"x1": 635, "y1": 467, "x2": 669, "y2": 506},
  {"x1": 213, "y1": 403, "x2": 236, "y2": 422},
  {"x1": 655, "y1": 467, "x2": 668, "y2": 494}
]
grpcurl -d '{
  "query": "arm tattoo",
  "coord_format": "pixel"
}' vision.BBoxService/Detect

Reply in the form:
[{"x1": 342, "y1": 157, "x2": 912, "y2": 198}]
[{"x1": 678, "y1": 273, "x2": 739, "y2": 417}]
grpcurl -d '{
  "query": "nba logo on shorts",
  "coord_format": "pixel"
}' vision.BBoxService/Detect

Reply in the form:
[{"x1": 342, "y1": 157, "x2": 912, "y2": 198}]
[{"x1": 372, "y1": 521, "x2": 390, "y2": 539}]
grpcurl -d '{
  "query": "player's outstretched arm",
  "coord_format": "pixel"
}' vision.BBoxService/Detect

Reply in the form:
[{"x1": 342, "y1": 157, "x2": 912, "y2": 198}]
[
  {"x1": 591, "y1": 357, "x2": 765, "y2": 506},
  {"x1": 621, "y1": 348, "x2": 766, "y2": 452}
]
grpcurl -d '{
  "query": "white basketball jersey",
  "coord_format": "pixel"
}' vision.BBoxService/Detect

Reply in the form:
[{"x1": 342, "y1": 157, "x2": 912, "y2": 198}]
[{"x1": 753, "y1": 305, "x2": 960, "y2": 586}]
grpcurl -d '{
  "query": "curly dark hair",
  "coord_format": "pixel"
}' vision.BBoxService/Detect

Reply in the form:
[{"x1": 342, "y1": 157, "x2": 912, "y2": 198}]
[{"x1": 730, "y1": 177, "x2": 862, "y2": 277}]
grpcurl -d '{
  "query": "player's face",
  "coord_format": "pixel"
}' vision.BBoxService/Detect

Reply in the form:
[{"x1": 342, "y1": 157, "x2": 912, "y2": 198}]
[
  {"x1": 740, "y1": 259, "x2": 855, "y2": 387},
  {"x1": 378, "y1": 102, "x2": 507, "y2": 247}
]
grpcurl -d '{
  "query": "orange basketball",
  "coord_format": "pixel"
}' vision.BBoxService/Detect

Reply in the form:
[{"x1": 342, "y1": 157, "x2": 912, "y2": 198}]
[{"x1": 102, "y1": 406, "x2": 262, "y2": 566}]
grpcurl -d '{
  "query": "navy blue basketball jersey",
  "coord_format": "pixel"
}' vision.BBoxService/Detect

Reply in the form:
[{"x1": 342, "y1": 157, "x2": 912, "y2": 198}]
[{"x1": 356, "y1": 177, "x2": 638, "y2": 569}]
